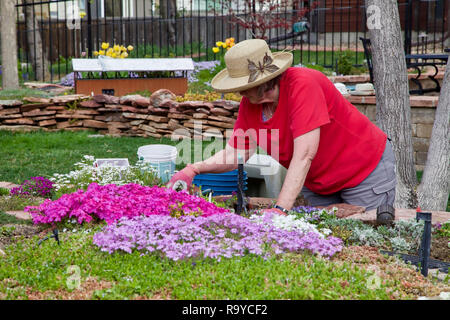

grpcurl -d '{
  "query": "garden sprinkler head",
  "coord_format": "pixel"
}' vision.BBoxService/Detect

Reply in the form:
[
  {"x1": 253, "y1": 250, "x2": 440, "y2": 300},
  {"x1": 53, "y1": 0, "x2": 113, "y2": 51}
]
[
  {"x1": 37, "y1": 228, "x2": 60, "y2": 246},
  {"x1": 172, "y1": 180, "x2": 188, "y2": 192}
]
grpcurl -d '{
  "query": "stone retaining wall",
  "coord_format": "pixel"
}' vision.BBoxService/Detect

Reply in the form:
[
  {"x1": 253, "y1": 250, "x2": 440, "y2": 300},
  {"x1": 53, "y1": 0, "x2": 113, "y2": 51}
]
[
  {"x1": 348, "y1": 95, "x2": 439, "y2": 171},
  {"x1": 0, "y1": 90, "x2": 439, "y2": 170},
  {"x1": 0, "y1": 89, "x2": 239, "y2": 139}
]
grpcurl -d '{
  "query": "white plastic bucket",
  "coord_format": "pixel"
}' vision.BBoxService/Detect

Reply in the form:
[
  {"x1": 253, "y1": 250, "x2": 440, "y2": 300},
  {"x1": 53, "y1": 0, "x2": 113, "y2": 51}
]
[{"x1": 137, "y1": 144, "x2": 177, "y2": 183}]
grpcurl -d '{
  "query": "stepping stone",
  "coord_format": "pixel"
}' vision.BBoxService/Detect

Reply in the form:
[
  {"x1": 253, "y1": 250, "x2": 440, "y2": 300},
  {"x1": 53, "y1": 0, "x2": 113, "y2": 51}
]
[
  {"x1": 0, "y1": 181, "x2": 20, "y2": 190},
  {"x1": 4, "y1": 211, "x2": 32, "y2": 220},
  {"x1": 319, "y1": 203, "x2": 365, "y2": 218}
]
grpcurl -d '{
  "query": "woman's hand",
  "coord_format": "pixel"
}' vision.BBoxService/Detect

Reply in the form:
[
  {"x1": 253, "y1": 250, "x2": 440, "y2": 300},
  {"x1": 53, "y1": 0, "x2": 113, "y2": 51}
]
[
  {"x1": 166, "y1": 164, "x2": 200, "y2": 190},
  {"x1": 259, "y1": 207, "x2": 287, "y2": 216},
  {"x1": 167, "y1": 144, "x2": 255, "y2": 191}
]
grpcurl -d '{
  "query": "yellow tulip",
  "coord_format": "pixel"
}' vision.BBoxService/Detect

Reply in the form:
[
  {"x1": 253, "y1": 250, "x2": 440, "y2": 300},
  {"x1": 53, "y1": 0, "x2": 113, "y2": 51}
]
[
  {"x1": 222, "y1": 42, "x2": 227, "y2": 48},
  {"x1": 212, "y1": 47, "x2": 220, "y2": 53},
  {"x1": 98, "y1": 50, "x2": 105, "y2": 56},
  {"x1": 113, "y1": 44, "x2": 121, "y2": 52},
  {"x1": 121, "y1": 52, "x2": 128, "y2": 58},
  {"x1": 216, "y1": 41, "x2": 224, "y2": 47},
  {"x1": 127, "y1": 45, "x2": 134, "y2": 51},
  {"x1": 101, "y1": 42, "x2": 109, "y2": 50},
  {"x1": 120, "y1": 45, "x2": 126, "y2": 52},
  {"x1": 79, "y1": 11, "x2": 86, "y2": 19},
  {"x1": 93, "y1": 51, "x2": 99, "y2": 57}
]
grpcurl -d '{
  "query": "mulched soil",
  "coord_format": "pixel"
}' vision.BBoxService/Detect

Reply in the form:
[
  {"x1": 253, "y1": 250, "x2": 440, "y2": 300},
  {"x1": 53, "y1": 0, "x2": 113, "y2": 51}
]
[
  {"x1": 429, "y1": 236, "x2": 450, "y2": 262},
  {"x1": 0, "y1": 223, "x2": 51, "y2": 251},
  {"x1": 0, "y1": 277, "x2": 114, "y2": 300},
  {"x1": 334, "y1": 246, "x2": 450, "y2": 299},
  {"x1": 0, "y1": 224, "x2": 42, "y2": 250},
  {"x1": 25, "y1": 277, "x2": 114, "y2": 300}
]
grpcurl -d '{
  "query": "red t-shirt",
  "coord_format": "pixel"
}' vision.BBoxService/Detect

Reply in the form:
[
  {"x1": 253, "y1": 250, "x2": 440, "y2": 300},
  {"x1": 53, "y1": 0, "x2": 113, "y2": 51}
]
[{"x1": 228, "y1": 67, "x2": 387, "y2": 195}]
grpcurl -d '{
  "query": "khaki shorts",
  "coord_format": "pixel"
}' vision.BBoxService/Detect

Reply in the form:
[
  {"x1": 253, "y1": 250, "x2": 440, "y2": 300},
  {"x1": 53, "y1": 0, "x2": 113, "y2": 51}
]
[{"x1": 301, "y1": 140, "x2": 396, "y2": 210}]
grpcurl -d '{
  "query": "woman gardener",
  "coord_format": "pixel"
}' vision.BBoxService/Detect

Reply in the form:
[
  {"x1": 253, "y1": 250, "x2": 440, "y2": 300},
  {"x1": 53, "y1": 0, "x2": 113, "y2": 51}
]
[{"x1": 167, "y1": 39, "x2": 396, "y2": 218}]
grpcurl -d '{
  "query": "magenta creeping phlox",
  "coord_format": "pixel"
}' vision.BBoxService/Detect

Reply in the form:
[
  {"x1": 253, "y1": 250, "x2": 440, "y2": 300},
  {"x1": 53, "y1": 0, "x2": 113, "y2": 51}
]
[
  {"x1": 10, "y1": 176, "x2": 54, "y2": 198},
  {"x1": 25, "y1": 182, "x2": 228, "y2": 225}
]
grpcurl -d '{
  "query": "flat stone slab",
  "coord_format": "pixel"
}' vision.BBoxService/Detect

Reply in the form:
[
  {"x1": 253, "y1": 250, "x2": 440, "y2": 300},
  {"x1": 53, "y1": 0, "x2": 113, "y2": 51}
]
[
  {"x1": 345, "y1": 208, "x2": 450, "y2": 224},
  {"x1": 4, "y1": 211, "x2": 32, "y2": 220},
  {"x1": 0, "y1": 181, "x2": 20, "y2": 190},
  {"x1": 319, "y1": 203, "x2": 365, "y2": 218}
]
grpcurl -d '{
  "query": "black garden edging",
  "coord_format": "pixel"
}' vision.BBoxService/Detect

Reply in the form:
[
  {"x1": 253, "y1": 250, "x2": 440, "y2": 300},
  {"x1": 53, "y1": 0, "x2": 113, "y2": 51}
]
[{"x1": 380, "y1": 250, "x2": 449, "y2": 274}]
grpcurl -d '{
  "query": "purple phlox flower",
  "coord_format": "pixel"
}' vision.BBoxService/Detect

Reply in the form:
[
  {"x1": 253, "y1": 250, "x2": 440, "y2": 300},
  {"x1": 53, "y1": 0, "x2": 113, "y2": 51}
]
[{"x1": 93, "y1": 212, "x2": 344, "y2": 261}]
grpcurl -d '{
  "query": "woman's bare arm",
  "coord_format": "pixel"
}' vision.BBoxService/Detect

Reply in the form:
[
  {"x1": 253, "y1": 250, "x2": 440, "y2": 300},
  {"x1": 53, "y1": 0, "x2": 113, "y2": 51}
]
[{"x1": 276, "y1": 127, "x2": 320, "y2": 210}]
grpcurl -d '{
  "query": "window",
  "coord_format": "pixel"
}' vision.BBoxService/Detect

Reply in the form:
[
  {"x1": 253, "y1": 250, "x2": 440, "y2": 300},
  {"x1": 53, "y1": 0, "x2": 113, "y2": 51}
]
[
  {"x1": 104, "y1": 0, "x2": 121, "y2": 17},
  {"x1": 100, "y1": 0, "x2": 134, "y2": 18}
]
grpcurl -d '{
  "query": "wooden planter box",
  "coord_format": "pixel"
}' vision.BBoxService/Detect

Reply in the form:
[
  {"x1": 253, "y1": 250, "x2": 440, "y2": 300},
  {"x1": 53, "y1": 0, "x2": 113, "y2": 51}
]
[
  {"x1": 75, "y1": 77, "x2": 188, "y2": 96},
  {"x1": 72, "y1": 57, "x2": 194, "y2": 96}
]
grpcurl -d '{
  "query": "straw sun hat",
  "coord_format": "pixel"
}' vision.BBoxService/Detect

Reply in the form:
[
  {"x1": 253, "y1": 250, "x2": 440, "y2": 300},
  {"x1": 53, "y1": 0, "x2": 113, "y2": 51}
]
[{"x1": 211, "y1": 39, "x2": 293, "y2": 93}]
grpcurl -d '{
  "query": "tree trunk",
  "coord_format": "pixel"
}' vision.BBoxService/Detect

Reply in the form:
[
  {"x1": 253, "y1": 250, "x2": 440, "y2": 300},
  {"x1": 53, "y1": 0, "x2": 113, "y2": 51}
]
[
  {"x1": 445, "y1": 2, "x2": 450, "y2": 48},
  {"x1": 1, "y1": 0, "x2": 20, "y2": 89},
  {"x1": 417, "y1": 58, "x2": 450, "y2": 211},
  {"x1": 24, "y1": 0, "x2": 50, "y2": 82},
  {"x1": 365, "y1": 0, "x2": 418, "y2": 209},
  {"x1": 159, "y1": 0, "x2": 177, "y2": 48}
]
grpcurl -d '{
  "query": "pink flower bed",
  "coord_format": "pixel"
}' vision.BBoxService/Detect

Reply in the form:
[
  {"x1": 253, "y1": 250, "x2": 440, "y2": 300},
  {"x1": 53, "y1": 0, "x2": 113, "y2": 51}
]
[{"x1": 25, "y1": 183, "x2": 228, "y2": 225}]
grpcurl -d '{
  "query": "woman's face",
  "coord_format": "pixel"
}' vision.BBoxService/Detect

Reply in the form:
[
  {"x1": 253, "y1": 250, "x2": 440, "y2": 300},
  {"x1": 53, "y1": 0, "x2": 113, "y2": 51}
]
[{"x1": 239, "y1": 84, "x2": 279, "y2": 105}]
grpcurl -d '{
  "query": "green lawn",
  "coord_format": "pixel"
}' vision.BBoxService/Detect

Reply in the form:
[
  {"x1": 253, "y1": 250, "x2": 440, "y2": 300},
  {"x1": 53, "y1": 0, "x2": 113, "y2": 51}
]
[
  {"x1": 292, "y1": 49, "x2": 366, "y2": 69},
  {"x1": 0, "y1": 88, "x2": 56, "y2": 101},
  {"x1": 0, "y1": 129, "x2": 225, "y2": 184}
]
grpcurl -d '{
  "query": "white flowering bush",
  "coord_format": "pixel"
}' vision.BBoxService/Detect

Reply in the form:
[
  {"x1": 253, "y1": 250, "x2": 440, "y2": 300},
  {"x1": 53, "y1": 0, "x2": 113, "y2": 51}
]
[
  {"x1": 50, "y1": 155, "x2": 162, "y2": 198},
  {"x1": 250, "y1": 211, "x2": 332, "y2": 239}
]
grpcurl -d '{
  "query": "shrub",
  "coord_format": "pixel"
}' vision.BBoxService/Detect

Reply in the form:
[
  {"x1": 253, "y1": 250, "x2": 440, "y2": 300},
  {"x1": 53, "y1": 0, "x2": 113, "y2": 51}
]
[
  {"x1": 50, "y1": 155, "x2": 162, "y2": 198},
  {"x1": 434, "y1": 221, "x2": 450, "y2": 238},
  {"x1": 350, "y1": 227, "x2": 384, "y2": 247},
  {"x1": 0, "y1": 188, "x2": 10, "y2": 196},
  {"x1": 9, "y1": 177, "x2": 54, "y2": 198},
  {"x1": 336, "y1": 50, "x2": 354, "y2": 76}
]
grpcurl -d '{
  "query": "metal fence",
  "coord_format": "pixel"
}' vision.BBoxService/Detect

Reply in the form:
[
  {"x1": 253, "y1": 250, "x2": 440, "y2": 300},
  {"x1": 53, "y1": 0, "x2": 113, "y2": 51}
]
[{"x1": 15, "y1": 0, "x2": 449, "y2": 83}]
